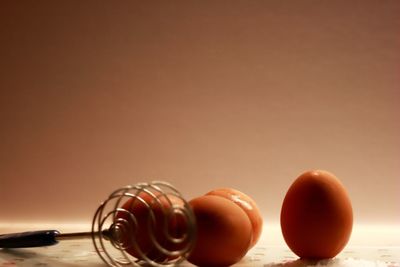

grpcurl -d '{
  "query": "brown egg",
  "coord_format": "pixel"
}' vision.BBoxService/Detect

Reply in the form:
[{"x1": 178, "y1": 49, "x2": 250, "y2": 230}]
[
  {"x1": 115, "y1": 192, "x2": 187, "y2": 261},
  {"x1": 206, "y1": 188, "x2": 263, "y2": 248},
  {"x1": 188, "y1": 195, "x2": 252, "y2": 267},
  {"x1": 280, "y1": 170, "x2": 353, "y2": 259}
]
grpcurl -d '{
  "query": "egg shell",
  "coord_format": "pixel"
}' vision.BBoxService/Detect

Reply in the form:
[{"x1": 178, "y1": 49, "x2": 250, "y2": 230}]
[
  {"x1": 115, "y1": 192, "x2": 187, "y2": 261},
  {"x1": 205, "y1": 188, "x2": 263, "y2": 248},
  {"x1": 280, "y1": 170, "x2": 353, "y2": 259},
  {"x1": 188, "y1": 195, "x2": 252, "y2": 267}
]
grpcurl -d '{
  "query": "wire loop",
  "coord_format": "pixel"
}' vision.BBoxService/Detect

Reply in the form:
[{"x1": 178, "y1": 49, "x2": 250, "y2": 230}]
[{"x1": 91, "y1": 181, "x2": 196, "y2": 267}]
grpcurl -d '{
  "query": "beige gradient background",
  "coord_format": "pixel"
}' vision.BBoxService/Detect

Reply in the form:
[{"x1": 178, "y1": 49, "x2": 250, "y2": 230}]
[{"x1": 0, "y1": 1, "x2": 399, "y2": 225}]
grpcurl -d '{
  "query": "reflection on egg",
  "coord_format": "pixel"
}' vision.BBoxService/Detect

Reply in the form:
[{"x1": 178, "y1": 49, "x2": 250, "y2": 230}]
[
  {"x1": 205, "y1": 188, "x2": 263, "y2": 248},
  {"x1": 280, "y1": 170, "x2": 353, "y2": 259},
  {"x1": 187, "y1": 195, "x2": 252, "y2": 267}
]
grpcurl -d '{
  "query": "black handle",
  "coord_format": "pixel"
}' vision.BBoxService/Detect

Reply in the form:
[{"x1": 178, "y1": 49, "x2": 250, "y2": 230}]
[{"x1": 0, "y1": 230, "x2": 60, "y2": 248}]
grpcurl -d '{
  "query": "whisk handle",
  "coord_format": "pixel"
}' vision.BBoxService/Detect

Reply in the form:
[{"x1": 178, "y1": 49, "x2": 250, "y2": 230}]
[{"x1": 0, "y1": 230, "x2": 59, "y2": 248}]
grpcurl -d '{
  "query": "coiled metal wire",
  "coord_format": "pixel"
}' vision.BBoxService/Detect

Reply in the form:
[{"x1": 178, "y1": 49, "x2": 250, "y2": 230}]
[{"x1": 91, "y1": 181, "x2": 196, "y2": 267}]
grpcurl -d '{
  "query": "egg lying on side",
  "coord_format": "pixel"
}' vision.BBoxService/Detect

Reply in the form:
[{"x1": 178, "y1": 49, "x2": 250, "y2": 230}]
[
  {"x1": 187, "y1": 195, "x2": 253, "y2": 267},
  {"x1": 280, "y1": 170, "x2": 353, "y2": 259},
  {"x1": 206, "y1": 188, "x2": 263, "y2": 248}
]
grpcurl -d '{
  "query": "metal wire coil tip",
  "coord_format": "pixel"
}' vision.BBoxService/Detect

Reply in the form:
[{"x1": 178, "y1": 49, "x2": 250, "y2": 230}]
[{"x1": 91, "y1": 181, "x2": 197, "y2": 267}]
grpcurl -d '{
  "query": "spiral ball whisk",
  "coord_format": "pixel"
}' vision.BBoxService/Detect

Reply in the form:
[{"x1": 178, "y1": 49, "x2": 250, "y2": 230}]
[
  {"x1": 91, "y1": 181, "x2": 197, "y2": 267},
  {"x1": 0, "y1": 181, "x2": 196, "y2": 267}
]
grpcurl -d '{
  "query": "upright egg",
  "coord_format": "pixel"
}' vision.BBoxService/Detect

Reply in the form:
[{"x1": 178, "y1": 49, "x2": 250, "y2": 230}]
[{"x1": 280, "y1": 170, "x2": 353, "y2": 259}]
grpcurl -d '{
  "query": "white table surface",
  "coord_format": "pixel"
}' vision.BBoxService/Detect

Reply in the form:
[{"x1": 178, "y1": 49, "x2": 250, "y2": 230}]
[{"x1": 1, "y1": 223, "x2": 399, "y2": 267}]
